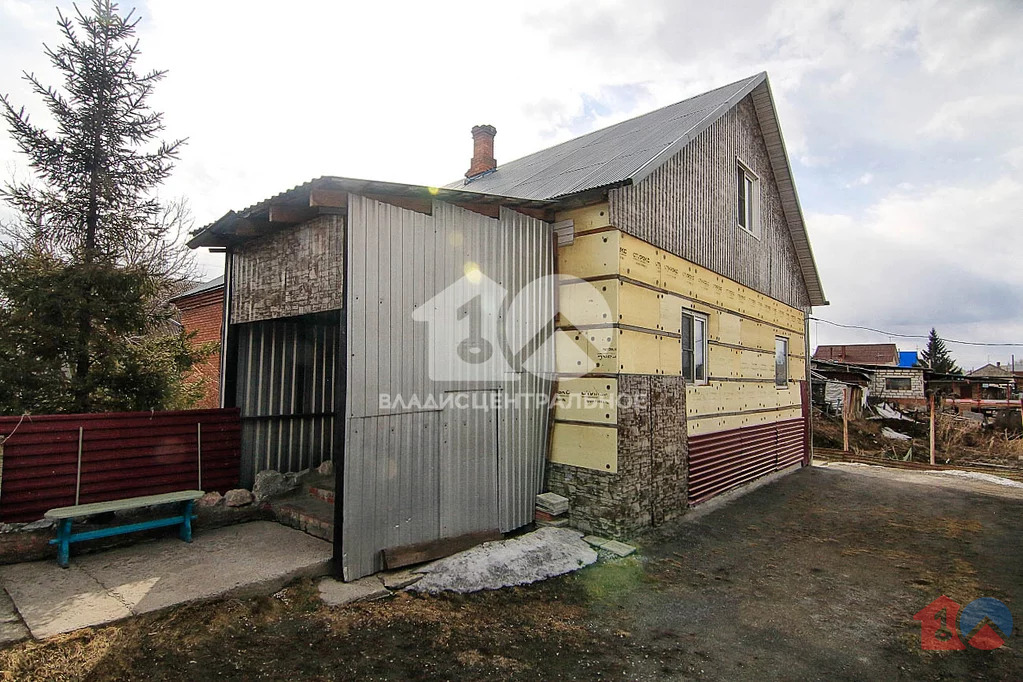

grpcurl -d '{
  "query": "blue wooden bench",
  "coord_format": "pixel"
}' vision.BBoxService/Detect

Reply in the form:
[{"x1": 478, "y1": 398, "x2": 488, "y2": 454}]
[{"x1": 44, "y1": 490, "x2": 204, "y2": 568}]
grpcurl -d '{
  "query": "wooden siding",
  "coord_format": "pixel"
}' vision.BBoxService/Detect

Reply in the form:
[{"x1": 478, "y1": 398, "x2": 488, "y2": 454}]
[{"x1": 608, "y1": 94, "x2": 810, "y2": 310}]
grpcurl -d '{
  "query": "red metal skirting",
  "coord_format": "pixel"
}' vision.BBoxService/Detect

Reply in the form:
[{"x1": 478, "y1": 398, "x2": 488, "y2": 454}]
[
  {"x1": 688, "y1": 418, "x2": 806, "y2": 505},
  {"x1": 0, "y1": 409, "x2": 241, "y2": 522}
]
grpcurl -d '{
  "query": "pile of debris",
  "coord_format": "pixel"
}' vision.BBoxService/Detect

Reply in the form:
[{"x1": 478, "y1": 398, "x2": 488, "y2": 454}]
[{"x1": 534, "y1": 492, "x2": 569, "y2": 527}]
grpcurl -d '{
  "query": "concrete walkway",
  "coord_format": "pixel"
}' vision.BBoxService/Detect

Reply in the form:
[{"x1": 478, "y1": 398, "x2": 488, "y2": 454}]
[{"x1": 0, "y1": 521, "x2": 332, "y2": 639}]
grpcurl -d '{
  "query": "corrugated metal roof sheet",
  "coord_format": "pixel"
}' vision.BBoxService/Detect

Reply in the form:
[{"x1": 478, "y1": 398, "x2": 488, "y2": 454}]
[
  {"x1": 171, "y1": 275, "x2": 224, "y2": 301},
  {"x1": 813, "y1": 344, "x2": 899, "y2": 366},
  {"x1": 447, "y1": 74, "x2": 764, "y2": 200},
  {"x1": 443, "y1": 72, "x2": 827, "y2": 307}
]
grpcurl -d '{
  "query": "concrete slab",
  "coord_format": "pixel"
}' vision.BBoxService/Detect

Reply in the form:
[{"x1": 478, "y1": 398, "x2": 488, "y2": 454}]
[
  {"x1": 582, "y1": 535, "x2": 610, "y2": 548},
  {"x1": 318, "y1": 577, "x2": 389, "y2": 606},
  {"x1": 601, "y1": 540, "x2": 636, "y2": 557},
  {"x1": 0, "y1": 589, "x2": 29, "y2": 646},
  {"x1": 0, "y1": 521, "x2": 332, "y2": 639},
  {"x1": 379, "y1": 569, "x2": 422, "y2": 591}
]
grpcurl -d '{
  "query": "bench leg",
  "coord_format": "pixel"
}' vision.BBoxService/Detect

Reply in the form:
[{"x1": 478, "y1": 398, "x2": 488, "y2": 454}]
[
  {"x1": 179, "y1": 500, "x2": 195, "y2": 543},
  {"x1": 56, "y1": 519, "x2": 72, "y2": 568}
]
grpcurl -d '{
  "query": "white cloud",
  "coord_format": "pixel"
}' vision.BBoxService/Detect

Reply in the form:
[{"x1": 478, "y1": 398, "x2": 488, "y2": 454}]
[{"x1": 0, "y1": 0, "x2": 1020, "y2": 377}]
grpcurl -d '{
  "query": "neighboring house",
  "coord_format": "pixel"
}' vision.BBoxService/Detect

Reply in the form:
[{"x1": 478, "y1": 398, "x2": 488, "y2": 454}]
[
  {"x1": 811, "y1": 361, "x2": 870, "y2": 418},
  {"x1": 169, "y1": 276, "x2": 225, "y2": 409},
  {"x1": 965, "y1": 363, "x2": 1015, "y2": 400},
  {"x1": 188, "y1": 72, "x2": 828, "y2": 580},
  {"x1": 813, "y1": 343, "x2": 899, "y2": 366},
  {"x1": 812, "y1": 343, "x2": 926, "y2": 406}
]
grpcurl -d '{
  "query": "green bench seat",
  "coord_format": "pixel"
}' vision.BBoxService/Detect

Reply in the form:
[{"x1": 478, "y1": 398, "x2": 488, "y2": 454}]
[{"x1": 45, "y1": 490, "x2": 204, "y2": 567}]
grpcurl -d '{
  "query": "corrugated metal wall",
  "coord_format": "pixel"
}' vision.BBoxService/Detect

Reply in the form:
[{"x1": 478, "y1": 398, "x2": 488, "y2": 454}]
[
  {"x1": 609, "y1": 95, "x2": 810, "y2": 310},
  {"x1": 343, "y1": 194, "x2": 554, "y2": 579},
  {"x1": 687, "y1": 418, "x2": 805, "y2": 505},
  {"x1": 0, "y1": 409, "x2": 240, "y2": 522},
  {"x1": 233, "y1": 311, "x2": 339, "y2": 486}
]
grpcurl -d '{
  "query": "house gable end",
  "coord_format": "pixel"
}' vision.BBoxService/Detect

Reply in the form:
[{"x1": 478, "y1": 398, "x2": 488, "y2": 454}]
[{"x1": 608, "y1": 90, "x2": 815, "y2": 310}]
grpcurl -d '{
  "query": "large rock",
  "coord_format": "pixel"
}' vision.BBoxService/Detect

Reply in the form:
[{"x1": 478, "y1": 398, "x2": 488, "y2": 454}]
[
  {"x1": 223, "y1": 489, "x2": 253, "y2": 507},
  {"x1": 197, "y1": 491, "x2": 223, "y2": 508},
  {"x1": 252, "y1": 470, "x2": 301, "y2": 503}
]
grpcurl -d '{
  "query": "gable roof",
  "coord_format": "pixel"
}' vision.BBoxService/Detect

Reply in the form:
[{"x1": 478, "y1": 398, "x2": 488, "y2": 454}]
[
  {"x1": 813, "y1": 344, "x2": 899, "y2": 366},
  {"x1": 968, "y1": 363, "x2": 1014, "y2": 378},
  {"x1": 446, "y1": 72, "x2": 826, "y2": 306},
  {"x1": 447, "y1": 73, "x2": 765, "y2": 200}
]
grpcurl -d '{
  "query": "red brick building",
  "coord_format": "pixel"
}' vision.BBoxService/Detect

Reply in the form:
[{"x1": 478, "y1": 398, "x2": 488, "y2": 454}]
[{"x1": 170, "y1": 276, "x2": 224, "y2": 408}]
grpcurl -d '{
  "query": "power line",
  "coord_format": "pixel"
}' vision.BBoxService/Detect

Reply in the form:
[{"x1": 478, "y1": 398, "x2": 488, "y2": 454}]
[{"x1": 808, "y1": 317, "x2": 1023, "y2": 348}]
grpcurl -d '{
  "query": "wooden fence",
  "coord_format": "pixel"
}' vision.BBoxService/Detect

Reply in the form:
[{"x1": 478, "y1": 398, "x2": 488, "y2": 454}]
[{"x1": 0, "y1": 408, "x2": 241, "y2": 522}]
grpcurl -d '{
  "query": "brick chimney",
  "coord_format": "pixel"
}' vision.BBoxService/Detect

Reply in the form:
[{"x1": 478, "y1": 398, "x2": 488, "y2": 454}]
[{"x1": 465, "y1": 124, "x2": 497, "y2": 178}]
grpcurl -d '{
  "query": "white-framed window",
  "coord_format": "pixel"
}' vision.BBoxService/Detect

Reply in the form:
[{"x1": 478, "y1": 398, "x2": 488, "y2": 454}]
[
  {"x1": 736, "y1": 160, "x2": 760, "y2": 235},
  {"x1": 682, "y1": 309, "x2": 708, "y2": 385},
  {"x1": 775, "y1": 336, "x2": 788, "y2": 387}
]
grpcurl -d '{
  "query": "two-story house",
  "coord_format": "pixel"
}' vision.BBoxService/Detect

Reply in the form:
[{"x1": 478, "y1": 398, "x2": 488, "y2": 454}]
[{"x1": 189, "y1": 72, "x2": 827, "y2": 580}]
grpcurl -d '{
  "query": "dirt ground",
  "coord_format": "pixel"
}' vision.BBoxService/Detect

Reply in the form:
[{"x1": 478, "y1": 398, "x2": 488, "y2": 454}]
[{"x1": 2, "y1": 464, "x2": 1020, "y2": 680}]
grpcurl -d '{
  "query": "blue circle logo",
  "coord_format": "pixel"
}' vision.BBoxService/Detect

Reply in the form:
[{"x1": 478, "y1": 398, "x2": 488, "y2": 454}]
[{"x1": 960, "y1": 598, "x2": 1013, "y2": 650}]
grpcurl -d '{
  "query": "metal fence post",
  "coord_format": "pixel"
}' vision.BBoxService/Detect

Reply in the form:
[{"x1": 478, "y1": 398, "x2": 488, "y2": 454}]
[
  {"x1": 197, "y1": 422, "x2": 203, "y2": 490},
  {"x1": 75, "y1": 426, "x2": 83, "y2": 505}
]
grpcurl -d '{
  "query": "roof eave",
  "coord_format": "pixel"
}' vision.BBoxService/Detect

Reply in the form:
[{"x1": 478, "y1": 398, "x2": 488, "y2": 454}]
[{"x1": 186, "y1": 176, "x2": 559, "y2": 249}]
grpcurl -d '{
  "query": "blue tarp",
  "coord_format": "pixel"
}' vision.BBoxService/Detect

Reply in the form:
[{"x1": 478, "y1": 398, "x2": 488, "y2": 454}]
[{"x1": 899, "y1": 351, "x2": 918, "y2": 368}]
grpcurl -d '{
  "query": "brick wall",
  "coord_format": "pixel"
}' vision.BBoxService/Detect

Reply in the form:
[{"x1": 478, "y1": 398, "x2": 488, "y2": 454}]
[
  {"x1": 176, "y1": 288, "x2": 223, "y2": 408},
  {"x1": 870, "y1": 368, "x2": 925, "y2": 400},
  {"x1": 230, "y1": 214, "x2": 344, "y2": 324},
  {"x1": 547, "y1": 375, "x2": 687, "y2": 538}
]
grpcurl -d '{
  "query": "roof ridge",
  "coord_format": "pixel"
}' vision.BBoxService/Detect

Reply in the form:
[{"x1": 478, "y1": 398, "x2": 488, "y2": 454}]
[{"x1": 455, "y1": 73, "x2": 764, "y2": 192}]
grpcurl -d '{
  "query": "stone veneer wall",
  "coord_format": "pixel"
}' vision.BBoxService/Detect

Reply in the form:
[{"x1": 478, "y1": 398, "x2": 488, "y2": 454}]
[
  {"x1": 229, "y1": 214, "x2": 343, "y2": 324},
  {"x1": 546, "y1": 375, "x2": 687, "y2": 538}
]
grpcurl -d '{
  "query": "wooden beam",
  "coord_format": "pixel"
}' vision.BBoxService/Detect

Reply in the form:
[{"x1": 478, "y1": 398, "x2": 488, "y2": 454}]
[
  {"x1": 229, "y1": 218, "x2": 263, "y2": 237},
  {"x1": 363, "y1": 193, "x2": 433, "y2": 215},
  {"x1": 309, "y1": 188, "x2": 347, "y2": 208},
  {"x1": 511, "y1": 206, "x2": 554, "y2": 222},
  {"x1": 382, "y1": 529, "x2": 502, "y2": 569},
  {"x1": 451, "y1": 201, "x2": 500, "y2": 219},
  {"x1": 268, "y1": 204, "x2": 317, "y2": 224}
]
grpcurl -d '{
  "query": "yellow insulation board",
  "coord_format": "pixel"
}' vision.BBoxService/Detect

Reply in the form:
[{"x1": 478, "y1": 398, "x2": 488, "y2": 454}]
[
  {"x1": 554, "y1": 377, "x2": 618, "y2": 424},
  {"x1": 551, "y1": 422, "x2": 618, "y2": 473},
  {"x1": 687, "y1": 407, "x2": 803, "y2": 437}
]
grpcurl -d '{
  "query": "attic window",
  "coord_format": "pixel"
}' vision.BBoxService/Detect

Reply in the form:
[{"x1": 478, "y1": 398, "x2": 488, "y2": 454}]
[{"x1": 736, "y1": 161, "x2": 760, "y2": 235}]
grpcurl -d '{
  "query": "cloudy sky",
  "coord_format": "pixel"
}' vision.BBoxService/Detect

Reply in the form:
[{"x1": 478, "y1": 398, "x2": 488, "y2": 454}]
[{"x1": 1, "y1": 0, "x2": 1021, "y2": 369}]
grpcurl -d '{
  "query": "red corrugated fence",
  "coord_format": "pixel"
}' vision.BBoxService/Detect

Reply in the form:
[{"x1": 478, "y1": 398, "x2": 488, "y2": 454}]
[
  {"x1": 0, "y1": 408, "x2": 240, "y2": 522},
  {"x1": 687, "y1": 418, "x2": 806, "y2": 505}
]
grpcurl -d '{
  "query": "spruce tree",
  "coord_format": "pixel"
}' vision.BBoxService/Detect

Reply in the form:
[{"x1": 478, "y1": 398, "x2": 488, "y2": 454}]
[
  {"x1": 0, "y1": 1, "x2": 207, "y2": 414},
  {"x1": 918, "y1": 328, "x2": 962, "y2": 375}
]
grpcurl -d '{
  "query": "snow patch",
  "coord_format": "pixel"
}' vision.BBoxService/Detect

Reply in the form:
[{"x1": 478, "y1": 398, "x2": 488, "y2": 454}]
[
  {"x1": 881, "y1": 426, "x2": 912, "y2": 441},
  {"x1": 927, "y1": 470, "x2": 1023, "y2": 489},
  {"x1": 409, "y1": 527, "x2": 598, "y2": 594}
]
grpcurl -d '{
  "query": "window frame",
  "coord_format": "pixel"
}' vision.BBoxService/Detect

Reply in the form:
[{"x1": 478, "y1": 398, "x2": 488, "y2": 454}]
[
  {"x1": 681, "y1": 308, "x2": 709, "y2": 386},
  {"x1": 774, "y1": 336, "x2": 789, "y2": 388},
  {"x1": 884, "y1": 377, "x2": 913, "y2": 392},
  {"x1": 736, "y1": 159, "x2": 760, "y2": 237}
]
